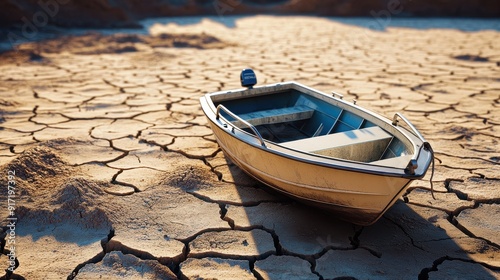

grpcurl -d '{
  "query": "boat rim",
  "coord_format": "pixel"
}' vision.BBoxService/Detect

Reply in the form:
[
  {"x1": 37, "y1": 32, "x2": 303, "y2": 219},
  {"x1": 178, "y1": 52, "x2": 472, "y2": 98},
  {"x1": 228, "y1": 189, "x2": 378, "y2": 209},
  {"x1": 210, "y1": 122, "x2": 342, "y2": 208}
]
[{"x1": 200, "y1": 81, "x2": 433, "y2": 179}]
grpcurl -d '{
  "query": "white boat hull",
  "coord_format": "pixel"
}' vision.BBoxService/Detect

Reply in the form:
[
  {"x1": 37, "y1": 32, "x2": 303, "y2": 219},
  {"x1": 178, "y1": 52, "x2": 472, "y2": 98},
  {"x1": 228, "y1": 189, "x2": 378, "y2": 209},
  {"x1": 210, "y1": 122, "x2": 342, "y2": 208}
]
[
  {"x1": 200, "y1": 81, "x2": 432, "y2": 225},
  {"x1": 207, "y1": 118, "x2": 412, "y2": 225}
]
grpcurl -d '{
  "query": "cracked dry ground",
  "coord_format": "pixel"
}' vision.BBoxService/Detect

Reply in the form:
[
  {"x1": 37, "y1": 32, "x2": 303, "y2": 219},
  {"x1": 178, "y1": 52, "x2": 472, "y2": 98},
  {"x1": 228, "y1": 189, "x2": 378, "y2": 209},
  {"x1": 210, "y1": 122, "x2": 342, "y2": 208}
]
[{"x1": 0, "y1": 16, "x2": 499, "y2": 279}]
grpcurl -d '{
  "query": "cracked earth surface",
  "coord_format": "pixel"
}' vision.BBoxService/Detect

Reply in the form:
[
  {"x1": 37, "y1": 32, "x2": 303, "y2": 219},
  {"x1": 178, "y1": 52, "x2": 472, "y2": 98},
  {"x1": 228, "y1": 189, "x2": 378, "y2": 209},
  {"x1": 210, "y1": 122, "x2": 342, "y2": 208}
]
[{"x1": 0, "y1": 16, "x2": 499, "y2": 279}]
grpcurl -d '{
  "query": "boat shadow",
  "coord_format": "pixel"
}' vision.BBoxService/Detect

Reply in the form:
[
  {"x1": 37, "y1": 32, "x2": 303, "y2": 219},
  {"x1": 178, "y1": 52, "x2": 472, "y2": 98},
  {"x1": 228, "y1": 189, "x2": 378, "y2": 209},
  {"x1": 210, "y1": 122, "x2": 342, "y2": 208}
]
[{"x1": 222, "y1": 157, "x2": 498, "y2": 279}]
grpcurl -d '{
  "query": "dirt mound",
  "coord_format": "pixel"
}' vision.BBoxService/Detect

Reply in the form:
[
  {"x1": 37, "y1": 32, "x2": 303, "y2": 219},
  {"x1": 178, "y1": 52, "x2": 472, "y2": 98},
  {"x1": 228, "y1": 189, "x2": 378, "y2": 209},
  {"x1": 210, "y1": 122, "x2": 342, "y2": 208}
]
[
  {"x1": 5, "y1": 146, "x2": 66, "y2": 182},
  {"x1": 53, "y1": 177, "x2": 105, "y2": 205},
  {"x1": 163, "y1": 162, "x2": 218, "y2": 192},
  {"x1": 17, "y1": 177, "x2": 112, "y2": 230},
  {"x1": 0, "y1": 144, "x2": 112, "y2": 229},
  {"x1": 76, "y1": 251, "x2": 177, "y2": 279},
  {"x1": 1, "y1": 145, "x2": 70, "y2": 199},
  {"x1": 0, "y1": 31, "x2": 229, "y2": 64},
  {"x1": 146, "y1": 33, "x2": 228, "y2": 49},
  {"x1": 2, "y1": 32, "x2": 227, "y2": 58}
]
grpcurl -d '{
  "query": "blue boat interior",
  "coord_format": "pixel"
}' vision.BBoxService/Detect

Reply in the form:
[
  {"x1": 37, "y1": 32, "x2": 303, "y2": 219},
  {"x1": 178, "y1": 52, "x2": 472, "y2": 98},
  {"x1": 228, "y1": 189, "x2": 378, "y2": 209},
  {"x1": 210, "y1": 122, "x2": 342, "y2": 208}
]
[{"x1": 215, "y1": 89, "x2": 410, "y2": 163}]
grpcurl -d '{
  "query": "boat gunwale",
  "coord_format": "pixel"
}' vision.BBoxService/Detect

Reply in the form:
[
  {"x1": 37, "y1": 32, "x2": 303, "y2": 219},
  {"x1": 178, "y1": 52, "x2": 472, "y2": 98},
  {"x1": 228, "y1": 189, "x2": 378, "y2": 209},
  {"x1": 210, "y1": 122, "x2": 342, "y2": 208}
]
[
  {"x1": 202, "y1": 104, "x2": 429, "y2": 181},
  {"x1": 201, "y1": 82, "x2": 432, "y2": 179}
]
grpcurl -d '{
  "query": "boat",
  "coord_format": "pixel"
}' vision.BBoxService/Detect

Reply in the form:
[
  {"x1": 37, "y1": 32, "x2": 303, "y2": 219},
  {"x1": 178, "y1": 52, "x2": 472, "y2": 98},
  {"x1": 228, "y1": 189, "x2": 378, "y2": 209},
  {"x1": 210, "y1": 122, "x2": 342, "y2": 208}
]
[{"x1": 199, "y1": 69, "x2": 433, "y2": 225}]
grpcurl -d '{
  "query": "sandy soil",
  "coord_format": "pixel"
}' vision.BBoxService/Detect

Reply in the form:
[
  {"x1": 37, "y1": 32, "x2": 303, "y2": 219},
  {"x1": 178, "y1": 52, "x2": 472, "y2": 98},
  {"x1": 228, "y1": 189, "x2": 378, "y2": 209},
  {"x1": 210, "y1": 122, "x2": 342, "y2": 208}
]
[{"x1": 0, "y1": 16, "x2": 499, "y2": 279}]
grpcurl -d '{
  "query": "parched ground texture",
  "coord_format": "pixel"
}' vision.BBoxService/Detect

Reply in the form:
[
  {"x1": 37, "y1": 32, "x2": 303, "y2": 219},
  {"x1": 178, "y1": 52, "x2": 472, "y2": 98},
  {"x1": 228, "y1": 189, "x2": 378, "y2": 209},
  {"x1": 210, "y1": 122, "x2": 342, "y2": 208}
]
[{"x1": 0, "y1": 16, "x2": 499, "y2": 279}]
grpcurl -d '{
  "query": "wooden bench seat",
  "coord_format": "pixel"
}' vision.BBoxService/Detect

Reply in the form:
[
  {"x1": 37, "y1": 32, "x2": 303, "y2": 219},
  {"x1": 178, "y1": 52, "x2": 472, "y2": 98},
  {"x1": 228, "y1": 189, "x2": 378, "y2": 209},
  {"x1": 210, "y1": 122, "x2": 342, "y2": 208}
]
[
  {"x1": 280, "y1": 126, "x2": 393, "y2": 162},
  {"x1": 231, "y1": 105, "x2": 314, "y2": 127}
]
